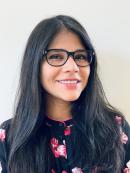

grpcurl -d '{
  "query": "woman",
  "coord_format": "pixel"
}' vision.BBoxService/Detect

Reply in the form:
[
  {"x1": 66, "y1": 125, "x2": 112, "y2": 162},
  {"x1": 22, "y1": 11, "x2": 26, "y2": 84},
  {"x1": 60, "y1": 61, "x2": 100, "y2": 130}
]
[{"x1": 0, "y1": 15, "x2": 130, "y2": 173}]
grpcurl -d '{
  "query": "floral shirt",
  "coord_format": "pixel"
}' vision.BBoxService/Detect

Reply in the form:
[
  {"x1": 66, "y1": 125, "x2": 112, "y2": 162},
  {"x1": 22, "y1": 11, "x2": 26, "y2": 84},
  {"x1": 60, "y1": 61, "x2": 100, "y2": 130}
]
[{"x1": 0, "y1": 115, "x2": 130, "y2": 173}]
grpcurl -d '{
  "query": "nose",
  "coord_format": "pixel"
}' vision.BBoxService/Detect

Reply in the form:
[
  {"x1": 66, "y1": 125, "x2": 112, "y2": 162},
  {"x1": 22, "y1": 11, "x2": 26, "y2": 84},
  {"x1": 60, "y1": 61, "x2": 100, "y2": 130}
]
[{"x1": 62, "y1": 56, "x2": 79, "y2": 73}]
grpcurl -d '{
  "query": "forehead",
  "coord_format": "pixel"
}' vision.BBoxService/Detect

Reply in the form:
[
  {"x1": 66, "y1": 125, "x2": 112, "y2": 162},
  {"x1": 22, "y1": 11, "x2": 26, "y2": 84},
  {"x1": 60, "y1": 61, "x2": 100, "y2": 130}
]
[{"x1": 48, "y1": 30, "x2": 85, "y2": 51}]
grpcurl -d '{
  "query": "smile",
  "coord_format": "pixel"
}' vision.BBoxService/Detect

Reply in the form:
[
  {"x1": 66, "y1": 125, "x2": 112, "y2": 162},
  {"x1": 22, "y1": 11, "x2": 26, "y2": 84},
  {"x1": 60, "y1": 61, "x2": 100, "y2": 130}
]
[{"x1": 57, "y1": 80, "x2": 80, "y2": 84}]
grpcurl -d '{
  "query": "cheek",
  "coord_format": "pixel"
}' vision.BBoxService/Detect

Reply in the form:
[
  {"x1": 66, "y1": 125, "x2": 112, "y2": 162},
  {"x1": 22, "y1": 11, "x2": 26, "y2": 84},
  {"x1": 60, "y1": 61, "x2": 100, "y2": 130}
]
[
  {"x1": 81, "y1": 67, "x2": 90, "y2": 88},
  {"x1": 82, "y1": 67, "x2": 90, "y2": 89},
  {"x1": 40, "y1": 63, "x2": 50, "y2": 89},
  {"x1": 40, "y1": 62, "x2": 57, "y2": 90},
  {"x1": 40, "y1": 70, "x2": 46, "y2": 89}
]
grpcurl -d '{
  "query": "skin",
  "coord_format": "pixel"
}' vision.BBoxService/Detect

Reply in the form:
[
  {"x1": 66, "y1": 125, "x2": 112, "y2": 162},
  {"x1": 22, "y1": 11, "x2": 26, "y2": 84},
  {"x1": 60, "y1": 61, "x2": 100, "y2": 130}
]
[{"x1": 40, "y1": 30, "x2": 90, "y2": 121}]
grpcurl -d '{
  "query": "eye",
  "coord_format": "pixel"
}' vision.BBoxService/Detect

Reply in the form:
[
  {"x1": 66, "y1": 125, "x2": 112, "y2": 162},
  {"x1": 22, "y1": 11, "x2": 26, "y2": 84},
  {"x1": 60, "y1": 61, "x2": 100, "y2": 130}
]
[
  {"x1": 48, "y1": 54, "x2": 64, "y2": 60},
  {"x1": 74, "y1": 54, "x2": 88, "y2": 61}
]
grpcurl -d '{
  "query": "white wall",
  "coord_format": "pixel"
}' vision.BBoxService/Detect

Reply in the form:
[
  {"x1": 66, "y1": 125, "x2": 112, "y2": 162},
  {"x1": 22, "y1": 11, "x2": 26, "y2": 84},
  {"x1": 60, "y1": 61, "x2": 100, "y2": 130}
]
[{"x1": 0, "y1": 0, "x2": 130, "y2": 123}]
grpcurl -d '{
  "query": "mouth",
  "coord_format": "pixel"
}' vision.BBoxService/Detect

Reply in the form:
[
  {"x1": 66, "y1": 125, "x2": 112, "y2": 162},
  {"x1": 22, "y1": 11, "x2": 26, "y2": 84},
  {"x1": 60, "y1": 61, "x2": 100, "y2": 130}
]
[
  {"x1": 57, "y1": 79, "x2": 81, "y2": 84},
  {"x1": 56, "y1": 79, "x2": 81, "y2": 90}
]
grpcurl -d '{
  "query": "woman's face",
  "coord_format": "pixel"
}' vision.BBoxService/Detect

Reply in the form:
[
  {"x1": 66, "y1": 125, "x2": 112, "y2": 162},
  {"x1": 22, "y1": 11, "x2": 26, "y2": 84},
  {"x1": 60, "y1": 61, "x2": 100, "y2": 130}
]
[{"x1": 40, "y1": 30, "x2": 90, "y2": 103}]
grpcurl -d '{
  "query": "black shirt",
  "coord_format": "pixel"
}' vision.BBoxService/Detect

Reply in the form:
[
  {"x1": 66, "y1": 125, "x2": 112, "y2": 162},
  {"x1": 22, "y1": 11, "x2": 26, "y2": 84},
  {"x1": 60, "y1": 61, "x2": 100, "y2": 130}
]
[{"x1": 0, "y1": 115, "x2": 130, "y2": 173}]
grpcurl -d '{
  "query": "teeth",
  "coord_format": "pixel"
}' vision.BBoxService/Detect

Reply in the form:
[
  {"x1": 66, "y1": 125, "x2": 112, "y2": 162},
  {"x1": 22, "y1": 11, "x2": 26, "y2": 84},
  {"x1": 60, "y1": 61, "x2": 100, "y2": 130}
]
[{"x1": 58, "y1": 80, "x2": 78, "y2": 84}]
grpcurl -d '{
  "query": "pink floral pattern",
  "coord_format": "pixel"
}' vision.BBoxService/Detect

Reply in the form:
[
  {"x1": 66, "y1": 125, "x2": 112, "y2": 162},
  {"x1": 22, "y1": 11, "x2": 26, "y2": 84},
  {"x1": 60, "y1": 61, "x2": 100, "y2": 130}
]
[
  {"x1": 115, "y1": 115, "x2": 122, "y2": 125},
  {"x1": 0, "y1": 116, "x2": 129, "y2": 173},
  {"x1": 0, "y1": 128, "x2": 6, "y2": 142},
  {"x1": 51, "y1": 138, "x2": 59, "y2": 148},
  {"x1": 123, "y1": 161, "x2": 130, "y2": 173},
  {"x1": 72, "y1": 167, "x2": 83, "y2": 173},
  {"x1": 50, "y1": 137, "x2": 67, "y2": 158},
  {"x1": 0, "y1": 161, "x2": 2, "y2": 172},
  {"x1": 51, "y1": 169, "x2": 56, "y2": 173},
  {"x1": 123, "y1": 168, "x2": 130, "y2": 173},
  {"x1": 64, "y1": 126, "x2": 71, "y2": 136},
  {"x1": 115, "y1": 115, "x2": 129, "y2": 144},
  {"x1": 121, "y1": 132, "x2": 128, "y2": 144}
]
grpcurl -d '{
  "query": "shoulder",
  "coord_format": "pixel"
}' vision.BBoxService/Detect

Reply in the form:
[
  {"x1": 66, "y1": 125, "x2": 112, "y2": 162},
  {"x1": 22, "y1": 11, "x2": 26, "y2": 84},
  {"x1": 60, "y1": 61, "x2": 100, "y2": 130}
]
[
  {"x1": 114, "y1": 115, "x2": 130, "y2": 144},
  {"x1": 115, "y1": 115, "x2": 130, "y2": 172},
  {"x1": 0, "y1": 119, "x2": 12, "y2": 129},
  {"x1": 0, "y1": 118, "x2": 12, "y2": 142},
  {"x1": 0, "y1": 119, "x2": 12, "y2": 172},
  {"x1": 122, "y1": 120, "x2": 130, "y2": 172},
  {"x1": 121, "y1": 118, "x2": 130, "y2": 152},
  {"x1": 0, "y1": 118, "x2": 12, "y2": 128},
  {"x1": 122, "y1": 119, "x2": 130, "y2": 139},
  {"x1": 0, "y1": 119, "x2": 12, "y2": 141}
]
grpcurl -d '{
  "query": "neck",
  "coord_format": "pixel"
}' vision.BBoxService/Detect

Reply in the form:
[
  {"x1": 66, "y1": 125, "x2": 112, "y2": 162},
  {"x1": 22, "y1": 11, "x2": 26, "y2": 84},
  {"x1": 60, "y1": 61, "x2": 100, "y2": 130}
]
[{"x1": 45, "y1": 95, "x2": 72, "y2": 121}]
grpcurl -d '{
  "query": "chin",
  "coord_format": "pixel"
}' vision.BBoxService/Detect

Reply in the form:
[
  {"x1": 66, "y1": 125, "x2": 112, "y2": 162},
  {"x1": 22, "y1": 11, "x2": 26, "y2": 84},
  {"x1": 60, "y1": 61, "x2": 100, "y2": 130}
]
[{"x1": 64, "y1": 95, "x2": 80, "y2": 101}]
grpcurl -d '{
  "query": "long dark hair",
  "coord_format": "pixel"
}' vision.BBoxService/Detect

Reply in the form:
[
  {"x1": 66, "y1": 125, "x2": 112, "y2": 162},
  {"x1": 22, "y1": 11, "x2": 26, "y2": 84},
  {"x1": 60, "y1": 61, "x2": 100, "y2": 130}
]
[{"x1": 8, "y1": 15, "x2": 125, "y2": 173}]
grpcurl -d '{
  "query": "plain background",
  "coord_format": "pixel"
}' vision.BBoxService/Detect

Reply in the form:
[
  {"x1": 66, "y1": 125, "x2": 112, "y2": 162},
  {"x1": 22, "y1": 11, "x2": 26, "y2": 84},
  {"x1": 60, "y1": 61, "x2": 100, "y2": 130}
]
[{"x1": 0, "y1": 0, "x2": 130, "y2": 123}]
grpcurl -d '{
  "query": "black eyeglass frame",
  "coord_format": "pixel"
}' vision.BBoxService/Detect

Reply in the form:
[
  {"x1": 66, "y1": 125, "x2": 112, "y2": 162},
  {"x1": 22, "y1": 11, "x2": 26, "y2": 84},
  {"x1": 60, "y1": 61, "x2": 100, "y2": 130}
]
[{"x1": 43, "y1": 48, "x2": 94, "y2": 67}]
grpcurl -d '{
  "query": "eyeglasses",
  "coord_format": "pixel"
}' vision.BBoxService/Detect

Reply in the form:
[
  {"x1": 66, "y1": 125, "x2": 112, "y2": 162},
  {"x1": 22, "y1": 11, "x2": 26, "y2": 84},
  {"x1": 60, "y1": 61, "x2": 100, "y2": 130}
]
[{"x1": 43, "y1": 49, "x2": 93, "y2": 67}]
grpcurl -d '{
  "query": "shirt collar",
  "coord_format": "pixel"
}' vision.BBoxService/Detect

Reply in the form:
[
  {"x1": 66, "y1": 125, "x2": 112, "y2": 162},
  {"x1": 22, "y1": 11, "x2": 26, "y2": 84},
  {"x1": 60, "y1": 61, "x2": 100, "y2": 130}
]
[{"x1": 44, "y1": 115, "x2": 73, "y2": 128}]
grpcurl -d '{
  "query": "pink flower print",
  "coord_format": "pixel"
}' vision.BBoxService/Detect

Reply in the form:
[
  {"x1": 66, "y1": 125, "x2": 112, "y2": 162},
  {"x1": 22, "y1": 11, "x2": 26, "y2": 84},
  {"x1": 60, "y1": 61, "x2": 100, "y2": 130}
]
[
  {"x1": 123, "y1": 168, "x2": 130, "y2": 173},
  {"x1": 51, "y1": 169, "x2": 56, "y2": 173},
  {"x1": 115, "y1": 116, "x2": 122, "y2": 125},
  {"x1": 0, "y1": 161, "x2": 2, "y2": 172},
  {"x1": 72, "y1": 167, "x2": 83, "y2": 173},
  {"x1": 57, "y1": 145, "x2": 67, "y2": 158},
  {"x1": 64, "y1": 126, "x2": 71, "y2": 136},
  {"x1": 0, "y1": 129, "x2": 6, "y2": 142},
  {"x1": 121, "y1": 132, "x2": 128, "y2": 144},
  {"x1": 51, "y1": 137, "x2": 59, "y2": 148},
  {"x1": 123, "y1": 161, "x2": 130, "y2": 173},
  {"x1": 52, "y1": 148, "x2": 60, "y2": 158},
  {"x1": 126, "y1": 161, "x2": 130, "y2": 169},
  {"x1": 50, "y1": 137, "x2": 67, "y2": 158},
  {"x1": 62, "y1": 171, "x2": 68, "y2": 173},
  {"x1": 63, "y1": 140, "x2": 66, "y2": 145}
]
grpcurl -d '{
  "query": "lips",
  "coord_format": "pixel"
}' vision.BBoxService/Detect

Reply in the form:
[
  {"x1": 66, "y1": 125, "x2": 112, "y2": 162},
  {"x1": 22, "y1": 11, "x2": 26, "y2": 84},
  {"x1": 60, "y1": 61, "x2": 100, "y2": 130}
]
[
  {"x1": 57, "y1": 79, "x2": 81, "y2": 84},
  {"x1": 57, "y1": 80, "x2": 80, "y2": 84},
  {"x1": 56, "y1": 79, "x2": 81, "y2": 90}
]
